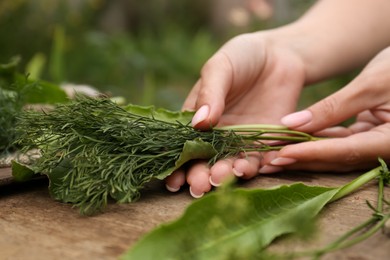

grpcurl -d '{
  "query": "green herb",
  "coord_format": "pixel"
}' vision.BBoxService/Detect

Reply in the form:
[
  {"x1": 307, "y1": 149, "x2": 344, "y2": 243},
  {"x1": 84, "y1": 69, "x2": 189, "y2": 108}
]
[
  {"x1": 15, "y1": 96, "x2": 319, "y2": 215},
  {"x1": 0, "y1": 57, "x2": 25, "y2": 153},
  {"x1": 290, "y1": 159, "x2": 390, "y2": 259},
  {"x1": 0, "y1": 85, "x2": 24, "y2": 152},
  {"x1": 122, "y1": 160, "x2": 389, "y2": 260},
  {"x1": 0, "y1": 57, "x2": 68, "y2": 154}
]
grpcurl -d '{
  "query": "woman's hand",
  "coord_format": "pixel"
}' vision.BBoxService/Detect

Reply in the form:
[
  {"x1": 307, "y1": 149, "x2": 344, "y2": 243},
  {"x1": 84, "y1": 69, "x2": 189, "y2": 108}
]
[
  {"x1": 165, "y1": 32, "x2": 306, "y2": 197},
  {"x1": 165, "y1": 0, "x2": 390, "y2": 198},
  {"x1": 265, "y1": 46, "x2": 390, "y2": 172}
]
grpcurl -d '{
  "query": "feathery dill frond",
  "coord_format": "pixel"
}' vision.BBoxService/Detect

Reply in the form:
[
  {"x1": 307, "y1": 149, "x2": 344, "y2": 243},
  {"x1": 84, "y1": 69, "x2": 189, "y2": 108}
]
[{"x1": 15, "y1": 97, "x2": 317, "y2": 214}]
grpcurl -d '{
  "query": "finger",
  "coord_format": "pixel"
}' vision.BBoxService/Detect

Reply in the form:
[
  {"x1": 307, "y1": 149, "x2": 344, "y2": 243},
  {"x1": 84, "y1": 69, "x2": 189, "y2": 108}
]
[
  {"x1": 186, "y1": 161, "x2": 212, "y2": 198},
  {"x1": 313, "y1": 121, "x2": 376, "y2": 137},
  {"x1": 280, "y1": 160, "x2": 375, "y2": 172},
  {"x1": 270, "y1": 125, "x2": 390, "y2": 171},
  {"x1": 165, "y1": 169, "x2": 186, "y2": 192},
  {"x1": 281, "y1": 74, "x2": 384, "y2": 133},
  {"x1": 259, "y1": 150, "x2": 279, "y2": 165},
  {"x1": 209, "y1": 158, "x2": 235, "y2": 187},
  {"x1": 313, "y1": 126, "x2": 352, "y2": 137},
  {"x1": 348, "y1": 121, "x2": 376, "y2": 133},
  {"x1": 258, "y1": 150, "x2": 284, "y2": 174},
  {"x1": 182, "y1": 79, "x2": 201, "y2": 111},
  {"x1": 190, "y1": 52, "x2": 234, "y2": 130},
  {"x1": 313, "y1": 110, "x2": 380, "y2": 137},
  {"x1": 356, "y1": 110, "x2": 382, "y2": 125},
  {"x1": 233, "y1": 152, "x2": 262, "y2": 179}
]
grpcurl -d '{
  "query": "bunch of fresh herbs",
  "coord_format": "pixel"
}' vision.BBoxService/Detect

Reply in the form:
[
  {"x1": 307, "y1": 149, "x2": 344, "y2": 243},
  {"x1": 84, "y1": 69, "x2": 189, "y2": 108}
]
[
  {"x1": 15, "y1": 96, "x2": 319, "y2": 215},
  {"x1": 0, "y1": 57, "x2": 25, "y2": 153},
  {"x1": 0, "y1": 83, "x2": 24, "y2": 152}
]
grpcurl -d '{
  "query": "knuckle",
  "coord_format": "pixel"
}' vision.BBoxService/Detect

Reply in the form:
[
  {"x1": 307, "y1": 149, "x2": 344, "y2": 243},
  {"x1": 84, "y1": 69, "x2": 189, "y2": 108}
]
[
  {"x1": 317, "y1": 96, "x2": 339, "y2": 121},
  {"x1": 359, "y1": 71, "x2": 385, "y2": 94},
  {"x1": 343, "y1": 148, "x2": 362, "y2": 165},
  {"x1": 201, "y1": 52, "x2": 231, "y2": 76},
  {"x1": 225, "y1": 33, "x2": 253, "y2": 48},
  {"x1": 345, "y1": 150, "x2": 361, "y2": 165},
  {"x1": 197, "y1": 86, "x2": 208, "y2": 101},
  {"x1": 200, "y1": 59, "x2": 214, "y2": 77},
  {"x1": 201, "y1": 57, "x2": 216, "y2": 75}
]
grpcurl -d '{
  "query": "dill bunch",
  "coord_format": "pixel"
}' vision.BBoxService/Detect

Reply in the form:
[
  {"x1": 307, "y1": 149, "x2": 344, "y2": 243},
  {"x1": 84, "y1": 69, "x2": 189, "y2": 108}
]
[
  {"x1": 0, "y1": 57, "x2": 25, "y2": 153},
  {"x1": 0, "y1": 58, "x2": 67, "y2": 154},
  {"x1": 15, "y1": 97, "x2": 317, "y2": 215},
  {"x1": 0, "y1": 88, "x2": 22, "y2": 152}
]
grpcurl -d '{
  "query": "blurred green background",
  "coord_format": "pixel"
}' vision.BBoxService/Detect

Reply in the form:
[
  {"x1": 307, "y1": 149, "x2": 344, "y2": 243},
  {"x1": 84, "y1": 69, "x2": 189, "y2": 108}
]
[{"x1": 0, "y1": 0, "x2": 354, "y2": 110}]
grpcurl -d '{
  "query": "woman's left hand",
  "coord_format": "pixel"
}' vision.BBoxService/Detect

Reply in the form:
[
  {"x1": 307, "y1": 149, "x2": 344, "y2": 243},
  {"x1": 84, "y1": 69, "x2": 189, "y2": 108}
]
[{"x1": 264, "y1": 46, "x2": 390, "y2": 171}]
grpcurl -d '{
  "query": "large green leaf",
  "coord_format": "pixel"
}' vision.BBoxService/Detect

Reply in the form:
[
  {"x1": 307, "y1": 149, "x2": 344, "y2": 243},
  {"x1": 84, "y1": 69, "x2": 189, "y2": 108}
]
[{"x1": 123, "y1": 183, "x2": 340, "y2": 260}]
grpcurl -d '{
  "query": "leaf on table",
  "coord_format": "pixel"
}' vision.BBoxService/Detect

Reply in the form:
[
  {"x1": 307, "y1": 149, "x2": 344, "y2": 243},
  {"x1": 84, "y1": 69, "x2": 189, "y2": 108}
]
[
  {"x1": 122, "y1": 183, "x2": 340, "y2": 260},
  {"x1": 11, "y1": 160, "x2": 36, "y2": 182},
  {"x1": 44, "y1": 158, "x2": 74, "y2": 202}
]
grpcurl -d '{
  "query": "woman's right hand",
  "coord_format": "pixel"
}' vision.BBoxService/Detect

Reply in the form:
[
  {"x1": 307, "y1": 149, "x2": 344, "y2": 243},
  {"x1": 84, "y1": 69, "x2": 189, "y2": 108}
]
[
  {"x1": 166, "y1": 0, "x2": 390, "y2": 198},
  {"x1": 165, "y1": 31, "x2": 307, "y2": 197}
]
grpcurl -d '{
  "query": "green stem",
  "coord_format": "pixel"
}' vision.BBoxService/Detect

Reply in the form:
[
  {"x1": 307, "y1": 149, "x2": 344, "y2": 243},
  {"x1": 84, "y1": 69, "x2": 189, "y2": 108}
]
[
  {"x1": 291, "y1": 163, "x2": 389, "y2": 259},
  {"x1": 312, "y1": 217, "x2": 377, "y2": 257},
  {"x1": 215, "y1": 124, "x2": 288, "y2": 131},
  {"x1": 377, "y1": 174, "x2": 384, "y2": 212},
  {"x1": 330, "y1": 166, "x2": 382, "y2": 202},
  {"x1": 228, "y1": 146, "x2": 284, "y2": 152},
  {"x1": 216, "y1": 124, "x2": 322, "y2": 143},
  {"x1": 236, "y1": 134, "x2": 315, "y2": 143},
  {"x1": 341, "y1": 215, "x2": 389, "y2": 247}
]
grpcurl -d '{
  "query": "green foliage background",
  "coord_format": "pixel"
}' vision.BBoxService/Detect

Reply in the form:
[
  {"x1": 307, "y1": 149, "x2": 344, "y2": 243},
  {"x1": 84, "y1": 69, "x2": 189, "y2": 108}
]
[{"x1": 0, "y1": 0, "x2": 353, "y2": 110}]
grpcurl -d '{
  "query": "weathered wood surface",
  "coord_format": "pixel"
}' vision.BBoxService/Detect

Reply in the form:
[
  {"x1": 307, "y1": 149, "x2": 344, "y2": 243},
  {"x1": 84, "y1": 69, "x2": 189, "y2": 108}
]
[{"x1": 0, "y1": 167, "x2": 389, "y2": 259}]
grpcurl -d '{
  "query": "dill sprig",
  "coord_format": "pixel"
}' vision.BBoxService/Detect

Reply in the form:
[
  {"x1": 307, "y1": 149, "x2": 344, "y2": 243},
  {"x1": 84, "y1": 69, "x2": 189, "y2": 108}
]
[
  {"x1": 0, "y1": 79, "x2": 30, "y2": 153},
  {"x1": 15, "y1": 97, "x2": 318, "y2": 215}
]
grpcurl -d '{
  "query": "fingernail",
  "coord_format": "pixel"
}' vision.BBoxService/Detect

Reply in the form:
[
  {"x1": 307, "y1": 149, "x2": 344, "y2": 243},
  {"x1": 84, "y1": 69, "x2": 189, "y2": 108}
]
[
  {"x1": 165, "y1": 184, "x2": 180, "y2": 193},
  {"x1": 209, "y1": 176, "x2": 221, "y2": 187},
  {"x1": 270, "y1": 157, "x2": 297, "y2": 166},
  {"x1": 258, "y1": 165, "x2": 283, "y2": 174},
  {"x1": 191, "y1": 105, "x2": 209, "y2": 127},
  {"x1": 232, "y1": 168, "x2": 244, "y2": 177},
  {"x1": 189, "y1": 186, "x2": 204, "y2": 198},
  {"x1": 281, "y1": 110, "x2": 312, "y2": 128}
]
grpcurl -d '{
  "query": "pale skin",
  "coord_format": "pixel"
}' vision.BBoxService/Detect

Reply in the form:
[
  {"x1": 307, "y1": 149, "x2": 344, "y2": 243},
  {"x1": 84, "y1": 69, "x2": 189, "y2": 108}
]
[{"x1": 165, "y1": 0, "x2": 390, "y2": 198}]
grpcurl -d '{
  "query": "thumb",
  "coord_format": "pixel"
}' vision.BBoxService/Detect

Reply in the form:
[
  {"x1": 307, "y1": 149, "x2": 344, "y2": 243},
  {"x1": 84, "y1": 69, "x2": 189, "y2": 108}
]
[
  {"x1": 190, "y1": 52, "x2": 233, "y2": 130},
  {"x1": 280, "y1": 80, "x2": 379, "y2": 133}
]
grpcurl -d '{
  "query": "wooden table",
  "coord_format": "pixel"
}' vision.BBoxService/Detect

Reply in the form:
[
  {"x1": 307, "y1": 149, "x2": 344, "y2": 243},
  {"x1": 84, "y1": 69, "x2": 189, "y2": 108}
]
[{"x1": 0, "y1": 167, "x2": 389, "y2": 259}]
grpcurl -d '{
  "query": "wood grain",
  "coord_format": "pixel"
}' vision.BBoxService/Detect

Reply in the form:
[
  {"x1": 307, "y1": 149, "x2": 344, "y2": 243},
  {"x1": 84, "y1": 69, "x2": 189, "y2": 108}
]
[{"x1": 0, "y1": 167, "x2": 389, "y2": 259}]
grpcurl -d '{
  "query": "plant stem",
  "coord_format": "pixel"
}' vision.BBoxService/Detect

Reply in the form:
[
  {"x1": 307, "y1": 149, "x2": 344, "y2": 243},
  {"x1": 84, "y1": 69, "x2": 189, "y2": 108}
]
[
  {"x1": 330, "y1": 166, "x2": 382, "y2": 202},
  {"x1": 215, "y1": 124, "x2": 288, "y2": 130},
  {"x1": 377, "y1": 174, "x2": 384, "y2": 212},
  {"x1": 292, "y1": 163, "x2": 389, "y2": 259},
  {"x1": 313, "y1": 214, "x2": 389, "y2": 259},
  {"x1": 216, "y1": 124, "x2": 322, "y2": 143}
]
